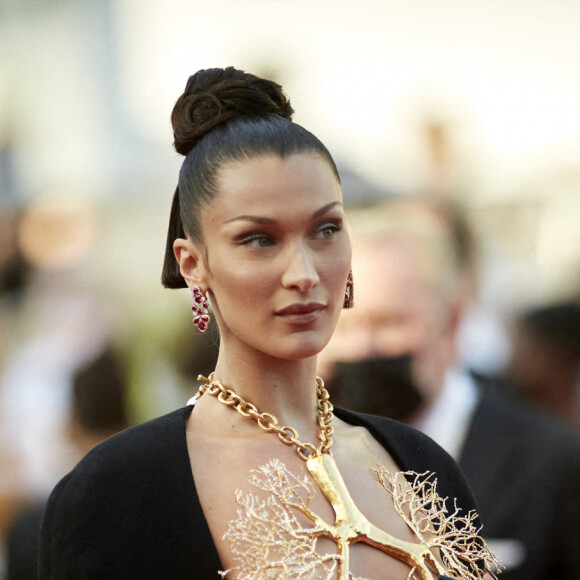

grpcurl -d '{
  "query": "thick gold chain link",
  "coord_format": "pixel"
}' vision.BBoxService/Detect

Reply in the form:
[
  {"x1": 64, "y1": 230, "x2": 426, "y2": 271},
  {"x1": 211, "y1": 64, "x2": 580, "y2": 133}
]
[{"x1": 194, "y1": 373, "x2": 334, "y2": 461}]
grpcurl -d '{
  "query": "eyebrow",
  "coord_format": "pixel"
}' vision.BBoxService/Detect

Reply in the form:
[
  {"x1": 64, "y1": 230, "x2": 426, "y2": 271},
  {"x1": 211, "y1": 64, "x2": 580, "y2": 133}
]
[{"x1": 224, "y1": 202, "x2": 342, "y2": 225}]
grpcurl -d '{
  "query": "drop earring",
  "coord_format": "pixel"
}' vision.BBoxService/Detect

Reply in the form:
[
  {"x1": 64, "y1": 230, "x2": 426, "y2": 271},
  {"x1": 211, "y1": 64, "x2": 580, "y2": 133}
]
[
  {"x1": 343, "y1": 270, "x2": 354, "y2": 309},
  {"x1": 191, "y1": 286, "x2": 210, "y2": 332}
]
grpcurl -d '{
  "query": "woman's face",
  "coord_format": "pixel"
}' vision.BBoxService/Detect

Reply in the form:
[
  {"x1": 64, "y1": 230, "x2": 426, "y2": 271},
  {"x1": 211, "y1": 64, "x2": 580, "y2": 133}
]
[{"x1": 197, "y1": 153, "x2": 351, "y2": 361}]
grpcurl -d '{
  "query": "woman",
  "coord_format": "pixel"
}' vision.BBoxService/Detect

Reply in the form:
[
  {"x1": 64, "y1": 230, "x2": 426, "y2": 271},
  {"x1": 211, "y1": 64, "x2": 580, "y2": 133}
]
[{"x1": 39, "y1": 67, "x2": 498, "y2": 579}]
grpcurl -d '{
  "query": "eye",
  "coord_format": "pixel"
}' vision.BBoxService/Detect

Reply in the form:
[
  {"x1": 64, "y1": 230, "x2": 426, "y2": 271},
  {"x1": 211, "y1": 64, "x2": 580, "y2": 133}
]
[
  {"x1": 315, "y1": 222, "x2": 342, "y2": 240},
  {"x1": 239, "y1": 233, "x2": 274, "y2": 248}
]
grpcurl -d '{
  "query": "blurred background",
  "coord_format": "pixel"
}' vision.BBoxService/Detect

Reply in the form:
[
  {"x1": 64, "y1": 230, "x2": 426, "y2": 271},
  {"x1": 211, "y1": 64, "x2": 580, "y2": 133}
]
[{"x1": 1, "y1": 0, "x2": 580, "y2": 573}]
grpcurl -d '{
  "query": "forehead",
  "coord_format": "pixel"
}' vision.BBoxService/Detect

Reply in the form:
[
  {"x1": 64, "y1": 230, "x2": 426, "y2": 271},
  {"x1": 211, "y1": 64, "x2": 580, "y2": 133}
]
[{"x1": 212, "y1": 153, "x2": 342, "y2": 217}]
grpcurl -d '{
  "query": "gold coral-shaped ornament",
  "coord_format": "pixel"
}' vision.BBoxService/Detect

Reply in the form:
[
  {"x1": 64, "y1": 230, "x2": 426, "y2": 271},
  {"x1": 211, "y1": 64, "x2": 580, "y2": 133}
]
[
  {"x1": 375, "y1": 467, "x2": 502, "y2": 579},
  {"x1": 221, "y1": 459, "x2": 347, "y2": 579},
  {"x1": 220, "y1": 458, "x2": 500, "y2": 580}
]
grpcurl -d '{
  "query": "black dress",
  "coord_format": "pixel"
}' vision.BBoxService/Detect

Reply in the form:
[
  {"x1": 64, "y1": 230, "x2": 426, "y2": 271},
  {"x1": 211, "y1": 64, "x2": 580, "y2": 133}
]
[{"x1": 39, "y1": 406, "x2": 482, "y2": 579}]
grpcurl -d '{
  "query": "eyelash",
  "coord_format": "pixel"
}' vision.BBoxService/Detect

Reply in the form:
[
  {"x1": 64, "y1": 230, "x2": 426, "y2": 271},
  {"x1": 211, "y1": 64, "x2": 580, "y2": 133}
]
[{"x1": 239, "y1": 233, "x2": 274, "y2": 248}]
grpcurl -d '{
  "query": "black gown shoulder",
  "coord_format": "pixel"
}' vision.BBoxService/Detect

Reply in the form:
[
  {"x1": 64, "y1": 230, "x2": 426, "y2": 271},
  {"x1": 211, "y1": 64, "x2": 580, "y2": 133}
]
[
  {"x1": 39, "y1": 406, "x2": 480, "y2": 579},
  {"x1": 39, "y1": 407, "x2": 220, "y2": 579}
]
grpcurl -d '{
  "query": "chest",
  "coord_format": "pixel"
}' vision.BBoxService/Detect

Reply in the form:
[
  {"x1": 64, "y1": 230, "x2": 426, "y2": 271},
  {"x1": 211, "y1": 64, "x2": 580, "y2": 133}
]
[{"x1": 187, "y1": 430, "x2": 436, "y2": 579}]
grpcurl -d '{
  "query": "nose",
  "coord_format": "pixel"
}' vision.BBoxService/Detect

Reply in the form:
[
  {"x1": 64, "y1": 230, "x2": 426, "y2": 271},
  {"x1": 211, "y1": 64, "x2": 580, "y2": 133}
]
[{"x1": 281, "y1": 242, "x2": 320, "y2": 293}]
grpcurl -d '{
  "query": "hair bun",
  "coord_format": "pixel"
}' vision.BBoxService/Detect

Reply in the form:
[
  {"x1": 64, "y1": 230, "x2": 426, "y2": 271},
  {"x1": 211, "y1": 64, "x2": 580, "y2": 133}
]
[{"x1": 171, "y1": 67, "x2": 294, "y2": 156}]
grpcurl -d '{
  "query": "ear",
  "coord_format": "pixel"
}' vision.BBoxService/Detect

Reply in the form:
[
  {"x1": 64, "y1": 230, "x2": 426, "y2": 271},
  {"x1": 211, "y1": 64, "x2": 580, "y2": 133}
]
[{"x1": 173, "y1": 237, "x2": 208, "y2": 289}]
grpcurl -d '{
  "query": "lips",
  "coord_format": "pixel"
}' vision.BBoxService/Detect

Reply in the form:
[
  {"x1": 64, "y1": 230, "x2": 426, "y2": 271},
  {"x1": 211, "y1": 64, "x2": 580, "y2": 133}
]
[{"x1": 276, "y1": 302, "x2": 326, "y2": 324}]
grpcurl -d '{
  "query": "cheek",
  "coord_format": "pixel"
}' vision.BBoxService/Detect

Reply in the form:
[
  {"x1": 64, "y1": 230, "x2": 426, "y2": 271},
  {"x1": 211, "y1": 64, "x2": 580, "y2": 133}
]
[{"x1": 211, "y1": 263, "x2": 274, "y2": 315}]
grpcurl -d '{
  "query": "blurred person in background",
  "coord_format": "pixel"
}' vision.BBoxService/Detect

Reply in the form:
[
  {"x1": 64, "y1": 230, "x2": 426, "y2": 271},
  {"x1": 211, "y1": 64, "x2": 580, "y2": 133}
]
[
  {"x1": 320, "y1": 195, "x2": 580, "y2": 580},
  {"x1": 4, "y1": 344, "x2": 129, "y2": 580},
  {"x1": 0, "y1": 196, "x2": 129, "y2": 574},
  {"x1": 505, "y1": 301, "x2": 580, "y2": 432},
  {"x1": 0, "y1": 194, "x2": 113, "y2": 502},
  {"x1": 37, "y1": 67, "x2": 498, "y2": 579}
]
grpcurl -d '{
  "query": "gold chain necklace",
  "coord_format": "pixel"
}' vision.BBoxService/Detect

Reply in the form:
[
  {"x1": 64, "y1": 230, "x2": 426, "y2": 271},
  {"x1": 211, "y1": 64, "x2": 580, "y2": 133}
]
[
  {"x1": 195, "y1": 373, "x2": 334, "y2": 461},
  {"x1": 194, "y1": 374, "x2": 496, "y2": 580}
]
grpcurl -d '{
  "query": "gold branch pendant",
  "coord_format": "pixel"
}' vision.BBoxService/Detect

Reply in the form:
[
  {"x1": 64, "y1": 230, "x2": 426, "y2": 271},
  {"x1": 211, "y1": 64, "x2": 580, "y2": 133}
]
[
  {"x1": 220, "y1": 458, "x2": 500, "y2": 580},
  {"x1": 306, "y1": 454, "x2": 443, "y2": 580}
]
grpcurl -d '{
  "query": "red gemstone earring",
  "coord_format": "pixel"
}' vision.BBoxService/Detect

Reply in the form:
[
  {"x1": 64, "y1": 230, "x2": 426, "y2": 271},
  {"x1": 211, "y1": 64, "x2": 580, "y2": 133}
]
[
  {"x1": 343, "y1": 270, "x2": 354, "y2": 309},
  {"x1": 191, "y1": 286, "x2": 210, "y2": 332}
]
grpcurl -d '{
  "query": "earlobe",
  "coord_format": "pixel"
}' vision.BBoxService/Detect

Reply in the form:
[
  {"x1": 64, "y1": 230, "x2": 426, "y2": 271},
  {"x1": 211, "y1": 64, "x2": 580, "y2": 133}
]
[{"x1": 173, "y1": 238, "x2": 206, "y2": 288}]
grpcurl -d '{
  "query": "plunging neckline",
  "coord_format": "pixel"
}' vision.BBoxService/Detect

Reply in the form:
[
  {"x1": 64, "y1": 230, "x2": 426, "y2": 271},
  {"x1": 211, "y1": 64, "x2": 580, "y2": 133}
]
[{"x1": 180, "y1": 403, "x2": 413, "y2": 575}]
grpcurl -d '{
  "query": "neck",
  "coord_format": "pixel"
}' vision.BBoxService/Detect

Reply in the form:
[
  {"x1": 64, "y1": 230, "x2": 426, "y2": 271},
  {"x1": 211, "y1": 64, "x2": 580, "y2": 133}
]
[{"x1": 194, "y1": 345, "x2": 321, "y2": 441}]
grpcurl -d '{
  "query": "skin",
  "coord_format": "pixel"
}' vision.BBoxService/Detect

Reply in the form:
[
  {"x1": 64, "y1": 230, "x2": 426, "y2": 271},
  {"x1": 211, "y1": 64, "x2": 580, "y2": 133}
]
[
  {"x1": 173, "y1": 154, "x2": 492, "y2": 579},
  {"x1": 174, "y1": 153, "x2": 351, "y2": 430}
]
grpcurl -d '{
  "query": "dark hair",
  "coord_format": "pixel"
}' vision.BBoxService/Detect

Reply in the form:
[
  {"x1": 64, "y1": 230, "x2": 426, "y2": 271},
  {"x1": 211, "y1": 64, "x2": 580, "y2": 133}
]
[{"x1": 161, "y1": 66, "x2": 340, "y2": 288}]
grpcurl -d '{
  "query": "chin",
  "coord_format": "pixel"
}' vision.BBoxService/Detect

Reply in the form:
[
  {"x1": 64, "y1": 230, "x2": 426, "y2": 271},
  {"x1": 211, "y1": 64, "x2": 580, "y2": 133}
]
[{"x1": 276, "y1": 334, "x2": 330, "y2": 361}]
